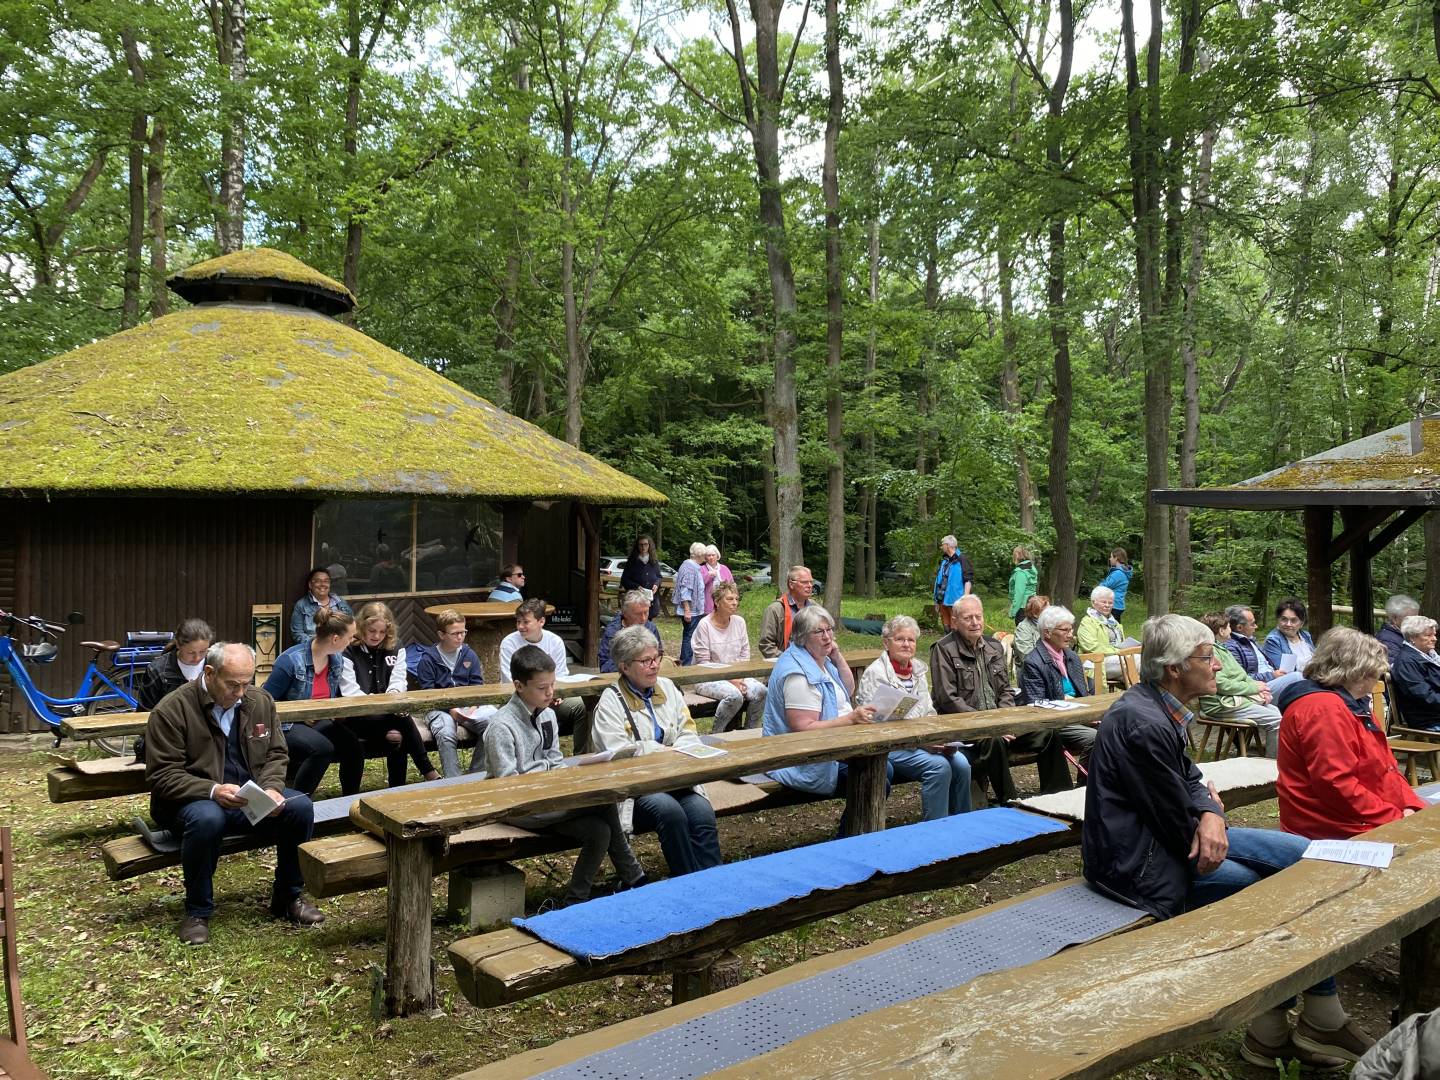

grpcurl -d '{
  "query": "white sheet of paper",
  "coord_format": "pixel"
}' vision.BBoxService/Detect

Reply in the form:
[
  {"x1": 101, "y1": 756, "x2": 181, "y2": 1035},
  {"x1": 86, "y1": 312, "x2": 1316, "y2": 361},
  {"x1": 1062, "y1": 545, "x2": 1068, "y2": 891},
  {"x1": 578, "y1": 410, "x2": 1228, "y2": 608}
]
[
  {"x1": 564, "y1": 745, "x2": 638, "y2": 768},
  {"x1": 1120, "y1": 636, "x2": 1142, "y2": 649},
  {"x1": 1301, "y1": 839, "x2": 1394, "y2": 869},
  {"x1": 864, "y1": 682, "x2": 919, "y2": 722},
  {"x1": 1029, "y1": 699, "x2": 1083, "y2": 711},
  {"x1": 1277, "y1": 653, "x2": 1297, "y2": 673},
  {"x1": 671, "y1": 742, "x2": 728, "y2": 759},
  {"x1": 236, "y1": 779, "x2": 279, "y2": 825}
]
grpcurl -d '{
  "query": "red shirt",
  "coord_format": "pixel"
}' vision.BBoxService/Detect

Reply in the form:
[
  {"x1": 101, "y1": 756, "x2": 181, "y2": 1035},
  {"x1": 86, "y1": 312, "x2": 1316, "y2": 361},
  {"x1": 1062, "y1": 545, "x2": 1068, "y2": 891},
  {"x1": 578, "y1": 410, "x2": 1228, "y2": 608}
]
[
  {"x1": 311, "y1": 665, "x2": 331, "y2": 700},
  {"x1": 1277, "y1": 687, "x2": 1424, "y2": 839}
]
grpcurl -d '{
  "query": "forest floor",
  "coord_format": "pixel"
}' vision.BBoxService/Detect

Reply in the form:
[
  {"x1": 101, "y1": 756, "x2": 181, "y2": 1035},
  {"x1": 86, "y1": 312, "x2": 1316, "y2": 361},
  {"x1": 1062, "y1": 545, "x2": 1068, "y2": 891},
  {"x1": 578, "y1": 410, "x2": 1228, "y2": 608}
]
[{"x1": 4, "y1": 593, "x2": 1395, "y2": 1080}]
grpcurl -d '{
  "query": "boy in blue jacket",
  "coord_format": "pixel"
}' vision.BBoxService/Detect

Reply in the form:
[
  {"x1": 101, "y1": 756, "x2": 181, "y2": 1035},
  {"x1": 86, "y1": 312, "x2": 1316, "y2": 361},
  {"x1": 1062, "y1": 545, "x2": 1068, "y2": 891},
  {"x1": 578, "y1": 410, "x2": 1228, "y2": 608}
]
[{"x1": 415, "y1": 609, "x2": 491, "y2": 776}]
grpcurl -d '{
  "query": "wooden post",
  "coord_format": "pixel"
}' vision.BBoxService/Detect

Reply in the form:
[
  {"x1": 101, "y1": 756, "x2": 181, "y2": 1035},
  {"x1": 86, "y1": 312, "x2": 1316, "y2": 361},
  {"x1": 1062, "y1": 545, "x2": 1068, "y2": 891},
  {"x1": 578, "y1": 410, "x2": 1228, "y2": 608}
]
[
  {"x1": 501, "y1": 503, "x2": 524, "y2": 570},
  {"x1": 1304, "y1": 507, "x2": 1334, "y2": 636},
  {"x1": 385, "y1": 836, "x2": 436, "y2": 1017},
  {"x1": 1342, "y1": 507, "x2": 1375, "y2": 634},
  {"x1": 1400, "y1": 918, "x2": 1440, "y2": 1018},
  {"x1": 579, "y1": 505, "x2": 602, "y2": 667},
  {"x1": 670, "y1": 951, "x2": 742, "y2": 1005},
  {"x1": 843, "y1": 753, "x2": 888, "y2": 835}
]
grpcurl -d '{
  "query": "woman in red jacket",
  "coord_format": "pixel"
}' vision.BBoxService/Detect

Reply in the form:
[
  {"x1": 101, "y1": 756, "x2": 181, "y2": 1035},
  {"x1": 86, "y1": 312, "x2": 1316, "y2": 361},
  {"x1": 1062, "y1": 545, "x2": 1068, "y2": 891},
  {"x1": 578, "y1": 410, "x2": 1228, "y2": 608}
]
[{"x1": 1276, "y1": 626, "x2": 1423, "y2": 839}]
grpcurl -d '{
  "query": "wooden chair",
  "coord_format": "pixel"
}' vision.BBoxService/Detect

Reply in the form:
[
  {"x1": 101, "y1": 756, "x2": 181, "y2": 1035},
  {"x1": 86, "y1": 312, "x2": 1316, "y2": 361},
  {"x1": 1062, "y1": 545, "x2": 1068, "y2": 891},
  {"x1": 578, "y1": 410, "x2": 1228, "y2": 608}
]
[
  {"x1": 1379, "y1": 678, "x2": 1440, "y2": 784},
  {"x1": 1192, "y1": 716, "x2": 1263, "y2": 761},
  {"x1": 1, "y1": 827, "x2": 46, "y2": 1080},
  {"x1": 1116, "y1": 646, "x2": 1142, "y2": 688}
]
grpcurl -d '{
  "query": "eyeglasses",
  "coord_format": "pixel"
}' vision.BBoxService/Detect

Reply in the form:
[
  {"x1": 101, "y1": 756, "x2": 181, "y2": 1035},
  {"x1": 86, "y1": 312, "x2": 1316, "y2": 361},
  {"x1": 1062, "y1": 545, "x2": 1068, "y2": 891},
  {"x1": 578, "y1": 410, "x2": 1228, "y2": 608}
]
[
  {"x1": 1185, "y1": 650, "x2": 1218, "y2": 663},
  {"x1": 632, "y1": 655, "x2": 661, "y2": 667},
  {"x1": 813, "y1": 626, "x2": 835, "y2": 637},
  {"x1": 511, "y1": 571, "x2": 526, "y2": 578},
  {"x1": 1277, "y1": 615, "x2": 1302, "y2": 625}
]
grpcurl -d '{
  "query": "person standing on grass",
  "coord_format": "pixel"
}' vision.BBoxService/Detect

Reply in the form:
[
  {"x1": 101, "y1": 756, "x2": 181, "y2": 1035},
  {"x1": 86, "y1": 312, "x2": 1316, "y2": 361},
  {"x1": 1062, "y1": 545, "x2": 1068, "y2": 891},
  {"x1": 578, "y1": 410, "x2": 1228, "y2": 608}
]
[
  {"x1": 1098, "y1": 548, "x2": 1133, "y2": 619},
  {"x1": 619, "y1": 534, "x2": 664, "y2": 619},
  {"x1": 932, "y1": 534, "x2": 972, "y2": 631},
  {"x1": 1083, "y1": 614, "x2": 1372, "y2": 1069},
  {"x1": 484, "y1": 645, "x2": 648, "y2": 908},
  {"x1": 673, "y1": 542, "x2": 707, "y2": 665},
  {"x1": 1008, "y1": 547, "x2": 1038, "y2": 626}
]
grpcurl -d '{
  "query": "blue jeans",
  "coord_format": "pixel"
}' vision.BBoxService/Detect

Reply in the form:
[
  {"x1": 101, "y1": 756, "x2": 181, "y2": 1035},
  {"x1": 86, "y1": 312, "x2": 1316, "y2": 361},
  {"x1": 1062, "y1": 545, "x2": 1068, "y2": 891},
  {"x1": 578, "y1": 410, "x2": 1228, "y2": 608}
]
[
  {"x1": 888, "y1": 748, "x2": 971, "y2": 820},
  {"x1": 633, "y1": 790, "x2": 721, "y2": 876},
  {"x1": 167, "y1": 788, "x2": 314, "y2": 918},
  {"x1": 1188, "y1": 826, "x2": 1336, "y2": 998},
  {"x1": 678, "y1": 614, "x2": 698, "y2": 665}
]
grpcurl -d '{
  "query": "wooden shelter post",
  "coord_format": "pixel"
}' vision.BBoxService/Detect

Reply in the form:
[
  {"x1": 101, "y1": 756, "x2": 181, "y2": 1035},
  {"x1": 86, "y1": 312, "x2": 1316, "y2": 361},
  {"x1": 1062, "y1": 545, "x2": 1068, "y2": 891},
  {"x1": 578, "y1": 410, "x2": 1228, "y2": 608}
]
[
  {"x1": 1340, "y1": 507, "x2": 1375, "y2": 634},
  {"x1": 577, "y1": 505, "x2": 602, "y2": 667},
  {"x1": 1304, "y1": 507, "x2": 1334, "y2": 637}
]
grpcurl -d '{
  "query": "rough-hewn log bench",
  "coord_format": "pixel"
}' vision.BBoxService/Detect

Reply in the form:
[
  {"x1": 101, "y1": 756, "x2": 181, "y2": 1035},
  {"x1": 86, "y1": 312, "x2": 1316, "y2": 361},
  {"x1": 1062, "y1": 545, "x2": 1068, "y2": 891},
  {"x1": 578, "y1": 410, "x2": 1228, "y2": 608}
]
[
  {"x1": 457, "y1": 807, "x2": 1440, "y2": 1080},
  {"x1": 447, "y1": 757, "x2": 1278, "y2": 1010},
  {"x1": 50, "y1": 653, "x2": 878, "y2": 803},
  {"x1": 356, "y1": 698, "x2": 1123, "y2": 1016}
]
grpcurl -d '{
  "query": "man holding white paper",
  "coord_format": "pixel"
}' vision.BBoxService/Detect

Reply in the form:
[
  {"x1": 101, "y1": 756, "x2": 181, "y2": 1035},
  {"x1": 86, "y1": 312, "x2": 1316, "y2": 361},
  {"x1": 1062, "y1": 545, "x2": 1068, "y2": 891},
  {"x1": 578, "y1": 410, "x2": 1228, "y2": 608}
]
[{"x1": 145, "y1": 643, "x2": 320, "y2": 946}]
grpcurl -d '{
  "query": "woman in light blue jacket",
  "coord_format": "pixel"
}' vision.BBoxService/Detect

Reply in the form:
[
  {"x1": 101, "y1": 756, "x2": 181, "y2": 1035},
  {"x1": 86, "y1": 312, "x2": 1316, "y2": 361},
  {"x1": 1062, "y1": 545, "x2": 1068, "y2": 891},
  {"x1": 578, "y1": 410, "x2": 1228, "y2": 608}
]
[{"x1": 1262, "y1": 598, "x2": 1315, "y2": 675}]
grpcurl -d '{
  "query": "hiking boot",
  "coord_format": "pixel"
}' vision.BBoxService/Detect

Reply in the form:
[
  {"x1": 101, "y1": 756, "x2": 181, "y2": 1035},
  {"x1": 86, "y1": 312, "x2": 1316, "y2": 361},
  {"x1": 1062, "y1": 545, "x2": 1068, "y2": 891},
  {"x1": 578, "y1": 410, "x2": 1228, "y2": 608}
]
[
  {"x1": 176, "y1": 915, "x2": 210, "y2": 946},
  {"x1": 1240, "y1": 1030, "x2": 1346, "y2": 1071},
  {"x1": 1292, "y1": 1017, "x2": 1377, "y2": 1062},
  {"x1": 272, "y1": 897, "x2": 325, "y2": 926}
]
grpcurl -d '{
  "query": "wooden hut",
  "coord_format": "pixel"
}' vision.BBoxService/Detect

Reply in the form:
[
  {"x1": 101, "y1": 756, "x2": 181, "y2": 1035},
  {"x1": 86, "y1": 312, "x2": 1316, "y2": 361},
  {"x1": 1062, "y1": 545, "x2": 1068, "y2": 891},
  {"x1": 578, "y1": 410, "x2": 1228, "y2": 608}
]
[
  {"x1": 0, "y1": 248, "x2": 665, "y2": 732},
  {"x1": 1153, "y1": 416, "x2": 1440, "y2": 636}
]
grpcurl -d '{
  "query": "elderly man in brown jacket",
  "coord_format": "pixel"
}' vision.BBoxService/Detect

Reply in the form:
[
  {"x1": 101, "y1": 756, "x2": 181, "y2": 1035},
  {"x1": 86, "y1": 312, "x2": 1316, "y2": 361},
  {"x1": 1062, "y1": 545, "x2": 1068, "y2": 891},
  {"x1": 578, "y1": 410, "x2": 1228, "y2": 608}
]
[
  {"x1": 145, "y1": 642, "x2": 321, "y2": 945},
  {"x1": 929, "y1": 595, "x2": 1072, "y2": 801}
]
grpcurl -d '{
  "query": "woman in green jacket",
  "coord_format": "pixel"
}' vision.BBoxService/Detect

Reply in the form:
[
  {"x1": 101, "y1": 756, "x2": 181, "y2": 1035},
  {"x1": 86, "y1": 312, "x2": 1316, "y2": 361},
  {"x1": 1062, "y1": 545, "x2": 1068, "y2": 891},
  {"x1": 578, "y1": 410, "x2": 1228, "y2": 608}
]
[{"x1": 1008, "y1": 547, "x2": 1038, "y2": 625}]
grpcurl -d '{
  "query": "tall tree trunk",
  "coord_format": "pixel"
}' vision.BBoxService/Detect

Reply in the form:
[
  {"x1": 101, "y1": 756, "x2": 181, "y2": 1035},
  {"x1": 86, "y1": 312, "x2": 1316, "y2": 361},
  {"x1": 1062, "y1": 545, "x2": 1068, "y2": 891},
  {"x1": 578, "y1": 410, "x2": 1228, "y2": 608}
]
[
  {"x1": 855, "y1": 217, "x2": 880, "y2": 597},
  {"x1": 761, "y1": 383, "x2": 780, "y2": 567},
  {"x1": 147, "y1": 119, "x2": 167, "y2": 317},
  {"x1": 120, "y1": 30, "x2": 147, "y2": 329},
  {"x1": 496, "y1": 35, "x2": 531, "y2": 415},
  {"x1": 997, "y1": 239, "x2": 1035, "y2": 534},
  {"x1": 821, "y1": 0, "x2": 844, "y2": 615},
  {"x1": 210, "y1": 0, "x2": 247, "y2": 251},
  {"x1": 1045, "y1": 0, "x2": 1077, "y2": 604},
  {"x1": 342, "y1": 0, "x2": 365, "y2": 302},
  {"x1": 1123, "y1": 0, "x2": 1170, "y2": 614}
]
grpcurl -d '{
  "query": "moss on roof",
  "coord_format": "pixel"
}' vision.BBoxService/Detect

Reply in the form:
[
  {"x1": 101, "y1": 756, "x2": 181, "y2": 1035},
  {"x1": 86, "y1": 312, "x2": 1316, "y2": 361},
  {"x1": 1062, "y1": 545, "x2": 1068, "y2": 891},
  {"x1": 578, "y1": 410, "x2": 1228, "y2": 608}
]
[
  {"x1": 1245, "y1": 419, "x2": 1440, "y2": 491},
  {"x1": 0, "y1": 301, "x2": 666, "y2": 505},
  {"x1": 168, "y1": 248, "x2": 356, "y2": 313}
]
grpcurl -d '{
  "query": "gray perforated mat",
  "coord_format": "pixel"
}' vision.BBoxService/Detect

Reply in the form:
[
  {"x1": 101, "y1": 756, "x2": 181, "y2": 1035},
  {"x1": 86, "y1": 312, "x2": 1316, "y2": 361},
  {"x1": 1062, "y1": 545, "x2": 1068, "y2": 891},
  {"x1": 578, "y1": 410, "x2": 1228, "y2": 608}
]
[{"x1": 531, "y1": 882, "x2": 1143, "y2": 1079}]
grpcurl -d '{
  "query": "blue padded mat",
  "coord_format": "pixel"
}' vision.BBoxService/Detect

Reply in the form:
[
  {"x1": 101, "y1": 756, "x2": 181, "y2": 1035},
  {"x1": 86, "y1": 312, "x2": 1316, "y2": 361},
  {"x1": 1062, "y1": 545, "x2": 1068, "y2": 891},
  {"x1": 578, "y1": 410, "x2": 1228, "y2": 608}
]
[{"x1": 513, "y1": 806, "x2": 1069, "y2": 960}]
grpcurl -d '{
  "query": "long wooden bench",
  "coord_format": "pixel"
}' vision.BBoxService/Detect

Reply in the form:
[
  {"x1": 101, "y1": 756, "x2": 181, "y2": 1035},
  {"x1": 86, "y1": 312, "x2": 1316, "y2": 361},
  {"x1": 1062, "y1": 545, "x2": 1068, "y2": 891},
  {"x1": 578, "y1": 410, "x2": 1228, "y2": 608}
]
[
  {"x1": 355, "y1": 697, "x2": 1124, "y2": 1016},
  {"x1": 458, "y1": 807, "x2": 1440, "y2": 1080},
  {"x1": 447, "y1": 757, "x2": 1278, "y2": 1010},
  {"x1": 49, "y1": 654, "x2": 877, "y2": 803}
]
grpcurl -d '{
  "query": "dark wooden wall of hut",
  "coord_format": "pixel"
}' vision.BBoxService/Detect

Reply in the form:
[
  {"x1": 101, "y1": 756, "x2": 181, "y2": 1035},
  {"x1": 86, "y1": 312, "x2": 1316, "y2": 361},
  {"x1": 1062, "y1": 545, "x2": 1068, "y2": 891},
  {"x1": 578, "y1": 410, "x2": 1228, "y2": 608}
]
[{"x1": 0, "y1": 497, "x2": 312, "y2": 732}]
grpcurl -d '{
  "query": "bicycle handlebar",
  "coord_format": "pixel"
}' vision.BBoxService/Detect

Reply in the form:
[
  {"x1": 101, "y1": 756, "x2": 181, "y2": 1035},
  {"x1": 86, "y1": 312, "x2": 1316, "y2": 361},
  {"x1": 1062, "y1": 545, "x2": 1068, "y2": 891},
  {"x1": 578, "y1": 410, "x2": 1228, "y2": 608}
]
[{"x1": 0, "y1": 609, "x2": 66, "y2": 638}]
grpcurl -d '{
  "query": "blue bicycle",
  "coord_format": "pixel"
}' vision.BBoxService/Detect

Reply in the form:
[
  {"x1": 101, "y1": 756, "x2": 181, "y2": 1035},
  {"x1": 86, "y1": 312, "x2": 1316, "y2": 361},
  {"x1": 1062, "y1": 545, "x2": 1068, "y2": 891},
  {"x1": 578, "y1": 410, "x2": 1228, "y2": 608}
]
[{"x1": 0, "y1": 609, "x2": 145, "y2": 749}]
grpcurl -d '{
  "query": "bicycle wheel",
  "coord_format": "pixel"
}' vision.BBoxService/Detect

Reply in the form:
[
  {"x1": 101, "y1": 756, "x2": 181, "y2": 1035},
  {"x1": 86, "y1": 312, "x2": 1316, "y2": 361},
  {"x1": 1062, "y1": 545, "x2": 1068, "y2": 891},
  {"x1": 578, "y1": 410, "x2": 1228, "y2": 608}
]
[{"x1": 85, "y1": 682, "x2": 140, "y2": 757}]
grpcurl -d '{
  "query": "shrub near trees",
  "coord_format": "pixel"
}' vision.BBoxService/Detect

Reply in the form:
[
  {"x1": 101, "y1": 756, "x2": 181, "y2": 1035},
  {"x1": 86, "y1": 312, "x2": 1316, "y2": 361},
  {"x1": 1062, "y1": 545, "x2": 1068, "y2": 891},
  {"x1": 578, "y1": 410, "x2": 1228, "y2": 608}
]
[{"x1": 4, "y1": 0, "x2": 1439, "y2": 611}]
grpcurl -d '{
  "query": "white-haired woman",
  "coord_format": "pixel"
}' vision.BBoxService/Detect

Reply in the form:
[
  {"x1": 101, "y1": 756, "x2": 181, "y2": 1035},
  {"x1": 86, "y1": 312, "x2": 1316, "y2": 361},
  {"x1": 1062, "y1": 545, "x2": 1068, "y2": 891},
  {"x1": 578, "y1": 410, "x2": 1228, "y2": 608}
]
[
  {"x1": 673, "y1": 541, "x2": 709, "y2": 665},
  {"x1": 701, "y1": 544, "x2": 735, "y2": 616},
  {"x1": 1276, "y1": 626, "x2": 1420, "y2": 839},
  {"x1": 764, "y1": 604, "x2": 888, "y2": 834},
  {"x1": 1390, "y1": 614, "x2": 1440, "y2": 730},
  {"x1": 1019, "y1": 605, "x2": 1096, "y2": 767},
  {"x1": 690, "y1": 580, "x2": 765, "y2": 732},
  {"x1": 592, "y1": 625, "x2": 721, "y2": 876},
  {"x1": 1075, "y1": 585, "x2": 1125, "y2": 686},
  {"x1": 856, "y1": 615, "x2": 971, "y2": 819}
]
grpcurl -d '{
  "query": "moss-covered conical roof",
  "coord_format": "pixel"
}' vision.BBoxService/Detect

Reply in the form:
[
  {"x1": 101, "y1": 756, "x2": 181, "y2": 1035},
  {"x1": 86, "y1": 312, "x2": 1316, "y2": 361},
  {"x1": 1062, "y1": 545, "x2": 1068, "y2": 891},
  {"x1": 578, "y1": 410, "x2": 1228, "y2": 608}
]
[
  {"x1": 167, "y1": 248, "x2": 357, "y2": 315},
  {"x1": 0, "y1": 264, "x2": 665, "y2": 505}
]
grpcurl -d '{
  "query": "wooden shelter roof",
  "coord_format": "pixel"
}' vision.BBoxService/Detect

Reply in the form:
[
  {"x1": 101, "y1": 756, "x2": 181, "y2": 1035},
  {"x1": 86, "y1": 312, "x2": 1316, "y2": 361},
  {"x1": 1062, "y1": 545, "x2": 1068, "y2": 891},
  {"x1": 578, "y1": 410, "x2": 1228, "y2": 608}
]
[
  {"x1": 0, "y1": 251, "x2": 665, "y2": 505},
  {"x1": 1153, "y1": 416, "x2": 1440, "y2": 510}
]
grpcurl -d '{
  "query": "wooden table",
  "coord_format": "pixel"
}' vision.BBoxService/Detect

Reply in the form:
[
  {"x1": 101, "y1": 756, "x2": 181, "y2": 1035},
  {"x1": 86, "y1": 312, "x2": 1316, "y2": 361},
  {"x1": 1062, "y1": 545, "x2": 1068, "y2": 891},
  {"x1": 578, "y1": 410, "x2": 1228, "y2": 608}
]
[{"x1": 360, "y1": 694, "x2": 1114, "y2": 1016}]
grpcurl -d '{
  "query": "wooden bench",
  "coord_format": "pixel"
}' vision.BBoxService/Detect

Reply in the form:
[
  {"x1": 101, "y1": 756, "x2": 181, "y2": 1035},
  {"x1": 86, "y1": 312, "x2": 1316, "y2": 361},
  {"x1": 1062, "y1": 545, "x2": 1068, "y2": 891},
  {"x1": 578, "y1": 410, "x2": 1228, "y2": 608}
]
[
  {"x1": 353, "y1": 697, "x2": 1123, "y2": 1016},
  {"x1": 447, "y1": 757, "x2": 1277, "y2": 1011},
  {"x1": 1379, "y1": 677, "x2": 1440, "y2": 783},
  {"x1": 457, "y1": 806, "x2": 1440, "y2": 1080},
  {"x1": 49, "y1": 655, "x2": 873, "y2": 803},
  {"x1": 1, "y1": 828, "x2": 47, "y2": 1080}
]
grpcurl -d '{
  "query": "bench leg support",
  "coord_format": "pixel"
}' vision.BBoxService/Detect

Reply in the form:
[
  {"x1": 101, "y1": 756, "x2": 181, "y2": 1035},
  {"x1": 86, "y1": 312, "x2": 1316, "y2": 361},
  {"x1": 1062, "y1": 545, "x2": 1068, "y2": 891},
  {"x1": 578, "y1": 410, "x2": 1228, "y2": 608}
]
[
  {"x1": 671, "y1": 951, "x2": 742, "y2": 1005},
  {"x1": 844, "y1": 752, "x2": 888, "y2": 835},
  {"x1": 385, "y1": 836, "x2": 437, "y2": 1017},
  {"x1": 1400, "y1": 917, "x2": 1440, "y2": 1018},
  {"x1": 447, "y1": 862, "x2": 526, "y2": 930}
]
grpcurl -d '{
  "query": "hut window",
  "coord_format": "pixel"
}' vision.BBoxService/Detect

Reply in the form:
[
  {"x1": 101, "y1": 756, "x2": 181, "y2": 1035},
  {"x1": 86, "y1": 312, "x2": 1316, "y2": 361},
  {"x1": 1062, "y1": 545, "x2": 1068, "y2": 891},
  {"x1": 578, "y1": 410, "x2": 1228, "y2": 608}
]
[
  {"x1": 414, "y1": 500, "x2": 502, "y2": 591},
  {"x1": 314, "y1": 499, "x2": 414, "y2": 595}
]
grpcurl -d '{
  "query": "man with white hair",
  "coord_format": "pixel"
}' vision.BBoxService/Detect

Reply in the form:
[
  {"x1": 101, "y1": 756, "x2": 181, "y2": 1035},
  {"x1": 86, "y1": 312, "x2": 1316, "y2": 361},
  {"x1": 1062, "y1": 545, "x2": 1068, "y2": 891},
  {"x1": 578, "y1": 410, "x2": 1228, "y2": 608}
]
[
  {"x1": 932, "y1": 534, "x2": 972, "y2": 630},
  {"x1": 599, "y1": 590, "x2": 660, "y2": 673},
  {"x1": 1378, "y1": 594, "x2": 1420, "y2": 668},
  {"x1": 144, "y1": 642, "x2": 321, "y2": 945},
  {"x1": 673, "y1": 541, "x2": 708, "y2": 665},
  {"x1": 1083, "y1": 615, "x2": 1364, "y2": 1068}
]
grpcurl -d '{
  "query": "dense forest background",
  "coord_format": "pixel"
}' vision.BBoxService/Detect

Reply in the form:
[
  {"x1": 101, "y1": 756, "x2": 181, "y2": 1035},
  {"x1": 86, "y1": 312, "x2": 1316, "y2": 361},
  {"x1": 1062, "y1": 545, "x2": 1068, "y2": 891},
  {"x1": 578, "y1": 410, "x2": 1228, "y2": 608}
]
[{"x1": 4, "y1": 0, "x2": 1440, "y2": 615}]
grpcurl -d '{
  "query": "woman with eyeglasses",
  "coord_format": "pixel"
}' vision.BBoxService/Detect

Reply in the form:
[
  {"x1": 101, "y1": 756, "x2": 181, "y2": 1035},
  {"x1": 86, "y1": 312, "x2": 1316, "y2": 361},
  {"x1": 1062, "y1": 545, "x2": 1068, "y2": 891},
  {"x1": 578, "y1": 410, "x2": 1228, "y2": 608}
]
[
  {"x1": 1262, "y1": 598, "x2": 1314, "y2": 676},
  {"x1": 591, "y1": 625, "x2": 722, "y2": 876},
  {"x1": 763, "y1": 604, "x2": 888, "y2": 835}
]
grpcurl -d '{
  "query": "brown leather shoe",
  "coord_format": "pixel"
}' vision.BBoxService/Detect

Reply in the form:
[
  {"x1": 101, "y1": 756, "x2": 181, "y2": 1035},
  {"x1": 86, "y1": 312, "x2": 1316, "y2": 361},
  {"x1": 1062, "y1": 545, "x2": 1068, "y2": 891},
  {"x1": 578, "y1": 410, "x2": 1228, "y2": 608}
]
[
  {"x1": 176, "y1": 915, "x2": 210, "y2": 945},
  {"x1": 1240, "y1": 1030, "x2": 1346, "y2": 1071},
  {"x1": 1293, "y1": 1016, "x2": 1377, "y2": 1062},
  {"x1": 273, "y1": 897, "x2": 325, "y2": 926}
]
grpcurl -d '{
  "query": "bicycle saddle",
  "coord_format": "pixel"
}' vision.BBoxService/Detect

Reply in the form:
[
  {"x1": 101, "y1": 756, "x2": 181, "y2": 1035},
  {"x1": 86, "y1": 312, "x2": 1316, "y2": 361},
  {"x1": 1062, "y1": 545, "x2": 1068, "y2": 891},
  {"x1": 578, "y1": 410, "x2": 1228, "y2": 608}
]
[
  {"x1": 80, "y1": 640, "x2": 121, "y2": 652},
  {"x1": 21, "y1": 642, "x2": 58, "y2": 661}
]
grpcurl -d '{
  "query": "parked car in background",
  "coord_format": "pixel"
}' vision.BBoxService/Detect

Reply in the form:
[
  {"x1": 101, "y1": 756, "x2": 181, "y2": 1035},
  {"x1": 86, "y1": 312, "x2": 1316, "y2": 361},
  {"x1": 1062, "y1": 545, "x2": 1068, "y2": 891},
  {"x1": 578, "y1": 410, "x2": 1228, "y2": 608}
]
[
  {"x1": 599, "y1": 555, "x2": 675, "y2": 592},
  {"x1": 878, "y1": 562, "x2": 919, "y2": 582},
  {"x1": 742, "y1": 562, "x2": 822, "y2": 596}
]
